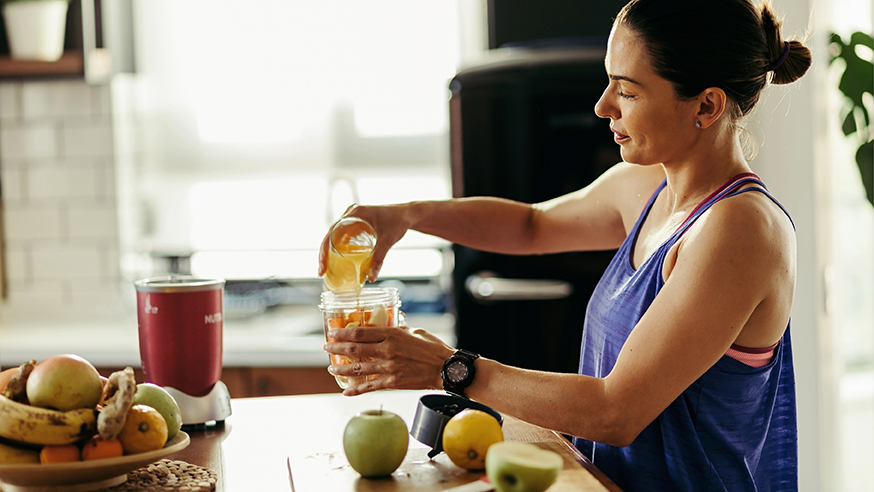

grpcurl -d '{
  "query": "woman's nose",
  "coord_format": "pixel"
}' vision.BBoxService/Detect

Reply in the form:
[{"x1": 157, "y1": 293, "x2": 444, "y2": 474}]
[{"x1": 594, "y1": 86, "x2": 615, "y2": 120}]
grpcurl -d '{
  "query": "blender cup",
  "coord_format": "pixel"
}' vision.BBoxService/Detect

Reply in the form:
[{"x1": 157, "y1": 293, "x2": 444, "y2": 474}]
[
  {"x1": 324, "y1": 216, "x2": 377, "y2": 293},
  {"x1": 135, "y1": 277, "x2": 225, "y2": 396},
  {"x1": 319, "y1": 287, "x2": 401, "y2": 389},
  {"x1": 135, "y1": 276, "x2": 233, "y2": 428}
]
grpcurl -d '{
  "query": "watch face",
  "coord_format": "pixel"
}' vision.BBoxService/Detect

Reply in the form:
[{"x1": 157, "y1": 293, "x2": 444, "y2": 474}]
[{"x1": 446, "y1": 360, "x2": 469, "y2": 384}]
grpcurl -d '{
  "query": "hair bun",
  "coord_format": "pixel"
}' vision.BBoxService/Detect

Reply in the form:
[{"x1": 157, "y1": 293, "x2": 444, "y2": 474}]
[
  {"x1": 760, "y1": 3, "x2": 811, "y2": 85},
  {"x1": 770, "y1": 39, "x2": 811, "y2": 85}
]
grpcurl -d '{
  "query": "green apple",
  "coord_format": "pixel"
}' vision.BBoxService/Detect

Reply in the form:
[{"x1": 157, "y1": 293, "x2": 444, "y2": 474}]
[
  {"x1": 132, "y1": 383, "x2": 183, "y2": 441},
  {"x1": 343, "y1": 409, "x2": 409, "y2": 477},
  {"x1": 26, "y1": 354, "x2": 103, "y2": 411},
  {"x1": 486, "y1": 442, "x2": 563, "y2": 492}
]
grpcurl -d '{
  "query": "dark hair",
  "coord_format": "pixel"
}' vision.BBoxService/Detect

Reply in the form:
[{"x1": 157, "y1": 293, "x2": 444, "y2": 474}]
[{"x1": 615, "y1": 0, "x2": 812, "y2": 119}]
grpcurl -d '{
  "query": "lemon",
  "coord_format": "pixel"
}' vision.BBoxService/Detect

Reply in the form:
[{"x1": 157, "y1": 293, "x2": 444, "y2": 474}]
[
  {"x1": 117, "y1": 404, "x2": 168, "y2": 454},
  {"x1": 441, "y1": 409, "x2": 504, "y2": 470}
]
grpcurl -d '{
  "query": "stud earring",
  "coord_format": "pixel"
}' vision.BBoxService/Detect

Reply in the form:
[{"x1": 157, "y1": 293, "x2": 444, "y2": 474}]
[{"x1": 695, "y1": 121, "x2": 702, "y2": 128}]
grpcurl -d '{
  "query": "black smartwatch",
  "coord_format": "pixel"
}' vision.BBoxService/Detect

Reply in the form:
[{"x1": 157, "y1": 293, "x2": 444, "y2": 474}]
[{"x1": 441, "y1": 349, "x2": 480, "y2": 398}]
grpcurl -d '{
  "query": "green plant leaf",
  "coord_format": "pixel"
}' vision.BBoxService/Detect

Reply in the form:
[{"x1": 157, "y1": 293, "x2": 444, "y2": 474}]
[
  {"x1": 832, "y1": 30, "x2": 874, "y2": 208},
  {"x1": 832, "y1": 31, "x2": 872, "y2": 124},
  {"x1": 850, "y1": 31, "x2": 873, "y2": 50},
  {"x1": 829, "y1": 33, "x2": 845, "y2": 64},
  {"x1": 856, "y1": 140, "x2": 874, "y2": 206},
  {"x1": 838, "y1": 56, "x2": 873, "y2": 107},
  {"x1": 842, "y1": 110, "x2": 858, "y2": 136}
]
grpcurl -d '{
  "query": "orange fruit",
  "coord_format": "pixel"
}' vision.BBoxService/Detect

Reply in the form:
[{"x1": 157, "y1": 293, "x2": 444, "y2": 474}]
[
  {"x1": 346, "y1": 310, "x2": 363, "y2": 325},
  {"x1": 441, "y1": 409, "x2": 504, "y2": 470},
  {"x1": 40, "y1": 444, "x2": 81, "y2": 464},
  {"x1": 81, "y1": 435, "x2": 123, "y2": 461},
  {"x1": 327, "y1": 317, "x2": 346, "y2": 329},
  {"x1": 0, "y1": 368, "x2": 18, "y2": 394},
  {"x1": 117, "y1": 404, "x2": 168, "y2": 454}
]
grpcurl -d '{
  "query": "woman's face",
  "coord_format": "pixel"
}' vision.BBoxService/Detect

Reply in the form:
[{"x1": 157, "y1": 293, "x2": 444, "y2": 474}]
[{"x1": 595, "y1": 25, "x2": 699, "y2": 166}]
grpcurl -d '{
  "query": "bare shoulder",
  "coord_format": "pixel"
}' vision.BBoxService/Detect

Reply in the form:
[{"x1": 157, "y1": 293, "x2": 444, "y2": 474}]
[
  {"x1": 669, "y1": 186, "x2": 796, "y2": 346},
  {"x1": 704, "y1": 187, "x2": 794, "y2": 249},
  {"x1": 676, "y1": 186, "x2": 796, "y2": 294}
]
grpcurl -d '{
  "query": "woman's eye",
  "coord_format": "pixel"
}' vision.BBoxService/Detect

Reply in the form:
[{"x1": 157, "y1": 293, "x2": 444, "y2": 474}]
[{"x1": 618, "y1": 91, "x2": 635, "y2": 100}]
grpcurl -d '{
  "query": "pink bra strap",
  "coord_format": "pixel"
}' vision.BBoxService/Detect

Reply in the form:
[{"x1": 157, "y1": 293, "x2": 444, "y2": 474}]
[{"x1": 725, "y1": 341, "x2": 779, "y2": 368}]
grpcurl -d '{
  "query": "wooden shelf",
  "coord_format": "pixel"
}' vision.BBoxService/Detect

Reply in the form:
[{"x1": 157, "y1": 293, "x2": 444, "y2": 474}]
[{"x1": 0, "y1": 50, "x2": 84, "y2": 79}]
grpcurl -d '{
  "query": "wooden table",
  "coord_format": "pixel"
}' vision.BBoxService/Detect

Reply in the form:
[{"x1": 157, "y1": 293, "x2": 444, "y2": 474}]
[{"x1": 171, "y1": 390, "x2": 622, "y2": 491}]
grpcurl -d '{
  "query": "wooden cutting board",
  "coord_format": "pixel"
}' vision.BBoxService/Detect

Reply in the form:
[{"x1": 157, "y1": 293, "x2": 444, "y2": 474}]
[{"x1": 286, "y1": 415, "x2": 622, "y2": 492}]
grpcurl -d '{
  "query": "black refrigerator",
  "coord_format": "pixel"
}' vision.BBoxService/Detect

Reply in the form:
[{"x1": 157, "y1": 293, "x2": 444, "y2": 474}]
[{"x1": 448, "y1": 48, "x2": 621, "y2": 374}]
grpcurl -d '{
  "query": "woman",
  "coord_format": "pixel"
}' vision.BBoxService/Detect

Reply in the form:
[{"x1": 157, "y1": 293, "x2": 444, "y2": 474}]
[{"x1": 319, "y1": 0, "x2": 811, "y2": 490}]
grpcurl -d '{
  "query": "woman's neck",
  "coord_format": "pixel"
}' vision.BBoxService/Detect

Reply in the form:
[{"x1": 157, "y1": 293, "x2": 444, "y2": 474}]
[{"x1": 660, "y1": 133, "x2": 750, "y2": 215}]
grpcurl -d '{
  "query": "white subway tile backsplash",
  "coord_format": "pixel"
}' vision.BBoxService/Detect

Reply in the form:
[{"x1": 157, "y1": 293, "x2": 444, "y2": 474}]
[
  {"x1": 2, "y1": 79, "x2": 123, "y2": 307},
  {"x1": 99, "y1": 245, "x2": 119, "y2": 280},
  {"x1": 4, "y1": 206, "x2": 62, "y2": 240},
  {"x1": 98, "y1": 159, "x2": 116, "y2": 200},
  {"x1": 3, "y1": 244, "x2": 30, "y2": 282},
  {"x1": 0, "y1": 123, "x2": 57, "y2": 160},
  {"x1": 21, "y1": 81, "x2": 94, "y2": 119},
  {"x1": 91, "y1": 85, "x2": 112, "y2": 117},
  {"x1": 68, "y1": 204, "x2": 118, "y2": 239},
  {"x1": 62, "y1": 121, "x2": 114, "y2": 157},
  {"x1": 0, "y1": 83, "x2": 20, "y2": 121},
  {"x1": 31, "y1": 243, "x2": 102, "y2": 280},
  {"x1": 65, "y1": 279, "x2": 131, "y2": 317},
  {"x1": 1, "y1": 166, "x2": 24, "y2": 203},
  {"x1": 28, "y1": 163, "x2": 100, "y2": 201},
  {"x1": 5, "y1": 279, "x2": 68, "y2": 303},
  {"x1": 20, "y1": 82, "x2": 53, "y2": 118}
]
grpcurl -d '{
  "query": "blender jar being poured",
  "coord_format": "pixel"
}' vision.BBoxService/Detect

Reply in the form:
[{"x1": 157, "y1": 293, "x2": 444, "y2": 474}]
[{"x1": 324, "y1": 216, "x2": 377, "y2": 294}]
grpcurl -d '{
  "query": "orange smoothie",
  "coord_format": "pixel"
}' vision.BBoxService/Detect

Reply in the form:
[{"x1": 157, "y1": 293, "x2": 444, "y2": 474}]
[{"x1": 324, "y1": 217, "x2": 376, "y2": 294}]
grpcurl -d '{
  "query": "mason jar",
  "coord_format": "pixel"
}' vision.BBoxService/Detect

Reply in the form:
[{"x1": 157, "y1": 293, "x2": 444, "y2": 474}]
[{"x1": 319, "y1": 287, "x2": 401, "y2": 389}]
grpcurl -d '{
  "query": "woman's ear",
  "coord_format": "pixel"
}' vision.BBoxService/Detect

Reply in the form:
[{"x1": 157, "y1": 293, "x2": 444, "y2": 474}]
[{"x1": 695, "y1": 88, "x2": 727, "y2": 129}]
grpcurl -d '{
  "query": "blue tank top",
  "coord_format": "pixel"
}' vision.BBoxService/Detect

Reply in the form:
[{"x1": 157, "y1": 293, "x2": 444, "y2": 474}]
[{"x1": 573, "y1": 174, "x2": 798, "y2": 492}]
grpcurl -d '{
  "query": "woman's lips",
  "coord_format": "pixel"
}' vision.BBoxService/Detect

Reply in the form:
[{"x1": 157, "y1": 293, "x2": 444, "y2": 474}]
[{"x1": 612, "y1": 129, "x2": 630, "y2": 143}]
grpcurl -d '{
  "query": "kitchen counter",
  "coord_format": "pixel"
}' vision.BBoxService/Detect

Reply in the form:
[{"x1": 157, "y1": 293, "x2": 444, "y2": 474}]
[
  {"x1": 0, "y1": 303, "x2": 455, "y2": 369},
  {"x1": 173, "y1": 390, "x2": 623, "y2": 491}
]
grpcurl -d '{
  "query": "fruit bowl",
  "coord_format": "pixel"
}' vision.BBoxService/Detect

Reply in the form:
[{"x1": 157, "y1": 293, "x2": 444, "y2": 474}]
[
  {"x1": 0, "y1": 431, "x2": 190, "y2": 492},
  {"x1": 410, "y1": 394, "x2": 502, "y2": 458}
]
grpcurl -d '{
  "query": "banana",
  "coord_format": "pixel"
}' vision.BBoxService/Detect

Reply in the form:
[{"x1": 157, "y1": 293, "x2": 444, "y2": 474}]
[
  {"x1": 0, "y1": 395, "x2": 97, "y2": 446},
  {"x1": 0, "y1": 439, "x2": 39, "y2": 464}
]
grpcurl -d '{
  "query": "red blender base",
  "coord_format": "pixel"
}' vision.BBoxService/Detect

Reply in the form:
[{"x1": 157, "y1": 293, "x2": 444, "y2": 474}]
[{"x1": 163, "y1": 381, "x2": 232, "y2": 430}]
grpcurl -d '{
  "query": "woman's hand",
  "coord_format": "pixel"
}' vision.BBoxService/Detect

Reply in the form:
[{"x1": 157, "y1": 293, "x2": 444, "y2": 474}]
[
  {"x1": 318, "y1": 203, "x2": 411, "y2": 283},
  {"x1": 323, "y1": 323, "x2": 456, "y2": 396}
]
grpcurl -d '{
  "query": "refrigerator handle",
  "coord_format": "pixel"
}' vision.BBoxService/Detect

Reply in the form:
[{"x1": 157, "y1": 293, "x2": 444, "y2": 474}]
[{"x1": 465, "y1": 272, "x2": 574, "y2": 301}]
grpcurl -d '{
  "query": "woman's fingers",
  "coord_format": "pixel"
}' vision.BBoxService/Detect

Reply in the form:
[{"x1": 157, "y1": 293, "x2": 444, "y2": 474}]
[
  {"x1": 317, "y1": 233, "x2": 330, "y2": 277},
  {"x1": 328, "y1": 358, "x2": 379, "y2": 378},
  {"x1": 324, "y1": 324, "x2": 456, "y2": 397},
  {"x1": 325, "y1": 341, "x2": 381, "y2": 361},
  {"x1": 324, "y1": 327, "x2": 394, "y2": 363},
  {"x1": 329, "y1": 360, "x2": 434, "y2": 397},
  {"x1": 342, "y1": 379, "x2": 386, "y2": 397},
  {"x1": 327, "y1": 326, "x2": 392, "y2": 343}
]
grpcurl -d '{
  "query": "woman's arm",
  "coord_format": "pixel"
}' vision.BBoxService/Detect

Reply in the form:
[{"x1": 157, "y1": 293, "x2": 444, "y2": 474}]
[
  {"x1": 324, "y1": 189, "x2": 795, "y2": 446},
  {"x1": 393, "y1": 161, "x2": 665, "y2": 254},
  {"x1": 318, "y1": 162, "x2": 664, "y2": 280}
]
